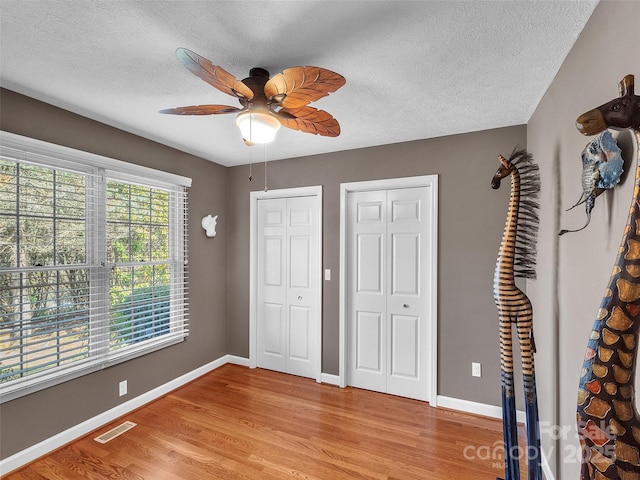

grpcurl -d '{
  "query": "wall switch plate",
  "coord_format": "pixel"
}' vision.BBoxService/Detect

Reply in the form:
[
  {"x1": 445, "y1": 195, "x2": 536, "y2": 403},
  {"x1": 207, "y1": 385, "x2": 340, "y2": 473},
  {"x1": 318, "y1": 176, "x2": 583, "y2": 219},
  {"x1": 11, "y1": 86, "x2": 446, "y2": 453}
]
[
  {"x1": 324, "y1": 269, "x2": 331, "y2": 281},
  {"x1": 472, "y1": 363, "x2": 482, "y2": 378},
  {"x1": 119, "y1": 380, "x2": 128, "y2": 396}
]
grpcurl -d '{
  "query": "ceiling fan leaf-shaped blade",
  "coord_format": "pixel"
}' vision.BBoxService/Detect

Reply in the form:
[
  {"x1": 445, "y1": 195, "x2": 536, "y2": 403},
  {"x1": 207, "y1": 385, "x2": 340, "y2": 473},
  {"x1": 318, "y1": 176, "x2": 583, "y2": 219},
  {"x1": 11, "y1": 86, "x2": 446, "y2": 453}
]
[
  {"x1": 159, "y1": 104, "x2": 241, "y2": 115},
  {"x1": 278, "y1": 106, "x2": 341, "y2": 137},
  {"x1": 264, "y1": 67, "x2": 305, "y2": 99},
  {"x1": 175, "y1": 47, "x2": 254, "y2": 100},
  {"x1": 265, "y1": 66, "x2": 345, "y2": 108}
]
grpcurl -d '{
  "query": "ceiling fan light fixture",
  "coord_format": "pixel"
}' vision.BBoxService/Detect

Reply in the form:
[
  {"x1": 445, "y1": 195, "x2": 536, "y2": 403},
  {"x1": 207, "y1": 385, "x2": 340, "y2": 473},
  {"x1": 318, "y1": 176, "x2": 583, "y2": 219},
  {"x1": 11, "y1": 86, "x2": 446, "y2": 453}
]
[{"x1": 236, "y1": 111, "x2": 281, "y2": 144}]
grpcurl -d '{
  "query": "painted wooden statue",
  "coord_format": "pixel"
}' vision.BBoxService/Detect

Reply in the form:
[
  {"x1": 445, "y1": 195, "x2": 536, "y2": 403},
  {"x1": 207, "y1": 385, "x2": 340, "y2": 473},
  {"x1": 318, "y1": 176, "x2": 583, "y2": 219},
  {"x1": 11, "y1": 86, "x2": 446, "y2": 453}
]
[
  {"x1": 491, "y1": 147, "x2": 543, "y2": 480},
  {"x1": 575, "y1": 74, "x2": 640, "y2": 480}
]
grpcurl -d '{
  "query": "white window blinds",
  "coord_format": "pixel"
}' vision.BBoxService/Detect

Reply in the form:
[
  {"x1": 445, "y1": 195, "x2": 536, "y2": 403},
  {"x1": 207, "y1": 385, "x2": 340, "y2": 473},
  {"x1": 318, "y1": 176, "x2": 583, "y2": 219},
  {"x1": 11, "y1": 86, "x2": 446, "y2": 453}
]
[{"x1": 0, "y1": 132, "x2": 190, "y2": 402}]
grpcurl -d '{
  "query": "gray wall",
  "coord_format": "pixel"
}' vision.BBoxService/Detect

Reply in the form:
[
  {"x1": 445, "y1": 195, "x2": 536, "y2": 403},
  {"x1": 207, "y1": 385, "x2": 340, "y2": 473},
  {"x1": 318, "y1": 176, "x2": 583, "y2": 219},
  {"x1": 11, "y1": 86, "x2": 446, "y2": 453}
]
[
  {"x1": 527, "y1": 1, "x2": 640, "y2": 478},
  {"x1": 0, "y1": 88, "x2": 229, "y2": 458},
  {"x1": 226, "y1": 125, "x2": 527, "y2": 403}
]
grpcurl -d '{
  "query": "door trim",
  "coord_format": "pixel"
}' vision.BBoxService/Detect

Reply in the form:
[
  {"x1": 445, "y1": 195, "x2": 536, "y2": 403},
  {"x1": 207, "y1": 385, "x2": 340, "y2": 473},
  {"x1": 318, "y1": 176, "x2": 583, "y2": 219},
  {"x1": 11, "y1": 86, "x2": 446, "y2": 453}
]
[
  {"x1": 339, "y1": 176, "x2": 438, "y2": 404},
  {"x1": 249, "y1": 186, "x2": 323, "y2": 383}
]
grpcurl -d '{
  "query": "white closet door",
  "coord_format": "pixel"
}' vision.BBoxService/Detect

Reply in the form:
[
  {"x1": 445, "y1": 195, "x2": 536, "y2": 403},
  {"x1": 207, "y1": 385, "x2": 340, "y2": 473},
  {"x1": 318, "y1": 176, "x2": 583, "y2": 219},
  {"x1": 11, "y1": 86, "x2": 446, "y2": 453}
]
[
  {"x1": 347, "y1": 187, "x2": 431, "y2": 401},
  {"x1": 385, "y1": 187, "x2": 430, "y2": 400},
  {"x1": 257, "y1": 195, "x2": 319, "y2": 379},
  {"x1": 285, "y1": 196, "x2": 318, "y2": 378},
  {"x1": 257, "y1": 198, "x2": 287, "y2": 372},
  {"x1": 347, "y1": 190, "x2": 388, "y2": 393}
]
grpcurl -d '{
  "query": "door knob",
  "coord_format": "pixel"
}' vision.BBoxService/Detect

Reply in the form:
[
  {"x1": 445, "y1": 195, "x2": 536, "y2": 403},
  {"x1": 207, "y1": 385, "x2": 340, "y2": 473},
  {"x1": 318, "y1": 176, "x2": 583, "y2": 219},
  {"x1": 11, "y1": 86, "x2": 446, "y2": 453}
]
[
  {"x1": 298, "y1": 296, "x2": 303, "y2": 300},
  {"x1": 403, "y1": 304, "x2": 409, "y2": 308}
]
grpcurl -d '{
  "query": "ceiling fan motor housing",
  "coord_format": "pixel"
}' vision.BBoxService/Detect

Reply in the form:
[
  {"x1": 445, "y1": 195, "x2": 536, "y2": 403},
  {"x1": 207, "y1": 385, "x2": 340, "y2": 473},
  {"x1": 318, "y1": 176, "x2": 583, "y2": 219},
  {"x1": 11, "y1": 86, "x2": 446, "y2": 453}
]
[{"x1": 240, "y1": 68, "x2": 271, "y2": 107}]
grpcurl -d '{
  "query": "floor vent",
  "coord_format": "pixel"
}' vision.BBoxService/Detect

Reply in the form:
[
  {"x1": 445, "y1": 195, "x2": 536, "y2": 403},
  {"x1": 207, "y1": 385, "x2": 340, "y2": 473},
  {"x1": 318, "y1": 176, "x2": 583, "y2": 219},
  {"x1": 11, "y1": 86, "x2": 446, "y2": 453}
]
[{"x1": 94, "y1": 421, "x2": 137, "y2": 444}]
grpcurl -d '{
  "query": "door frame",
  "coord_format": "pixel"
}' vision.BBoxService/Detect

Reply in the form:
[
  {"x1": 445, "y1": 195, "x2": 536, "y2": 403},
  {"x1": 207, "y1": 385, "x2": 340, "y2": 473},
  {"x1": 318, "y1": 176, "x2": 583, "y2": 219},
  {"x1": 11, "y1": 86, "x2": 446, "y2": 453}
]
[
  {"x1": 339, "y1": 176, "x2": 438, "y2": 404},
  {"x1": 249, "y1": 185, "x2": 323, "y2": 383}
]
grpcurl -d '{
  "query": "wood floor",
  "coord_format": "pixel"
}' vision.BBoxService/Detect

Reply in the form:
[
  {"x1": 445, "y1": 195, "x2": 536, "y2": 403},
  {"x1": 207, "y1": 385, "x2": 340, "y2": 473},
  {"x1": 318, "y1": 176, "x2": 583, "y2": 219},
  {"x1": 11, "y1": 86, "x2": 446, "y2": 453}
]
[{"x1": 6, "y1": 364, "x2": 530, "y2": 479}]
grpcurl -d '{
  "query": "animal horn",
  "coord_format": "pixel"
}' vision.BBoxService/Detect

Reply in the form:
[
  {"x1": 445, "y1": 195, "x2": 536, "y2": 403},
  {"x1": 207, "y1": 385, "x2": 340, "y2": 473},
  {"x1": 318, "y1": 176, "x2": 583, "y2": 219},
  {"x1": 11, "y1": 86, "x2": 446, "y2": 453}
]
[
  {"x1": 559, "y1": 211, "x2": 592, "y2": 236},
  {"x1": 564, "y1": 194, "x2": 588, "y2": 211},
  {"x1": 619, "y1": 74, "x2": 634, "y2": 97}
]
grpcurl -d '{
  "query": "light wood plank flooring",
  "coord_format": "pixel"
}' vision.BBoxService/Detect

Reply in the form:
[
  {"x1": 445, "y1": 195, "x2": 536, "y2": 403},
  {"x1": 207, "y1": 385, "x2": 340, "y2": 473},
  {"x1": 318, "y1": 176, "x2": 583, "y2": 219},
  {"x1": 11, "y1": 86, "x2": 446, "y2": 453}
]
[{"x1": 6, "y1": 364, "x2": 530, "y2": 479}]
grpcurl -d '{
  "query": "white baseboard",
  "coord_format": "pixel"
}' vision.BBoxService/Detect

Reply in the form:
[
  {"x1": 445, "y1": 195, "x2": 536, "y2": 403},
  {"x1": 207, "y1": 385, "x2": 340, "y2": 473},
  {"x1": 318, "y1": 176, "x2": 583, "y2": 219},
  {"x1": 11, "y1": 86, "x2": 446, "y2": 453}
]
[
  {"x1": 321, "y1": 373, "x2": 340, "y2": 386},
  {"x1": 541, "y1": 452, "x2": 554, "y2": 480},
  {"x1": 436, "y1": 395, "x2": 554, "y2": 480},
  {"x1": 0, "y1": 354, "x2": 249, "y2": 476},
  {"x1": 225, "y1": 355, "x2": 250, "y2": 367},
  {"x1": 436, "y1": 395, "x2": 526, "y2": 423}
]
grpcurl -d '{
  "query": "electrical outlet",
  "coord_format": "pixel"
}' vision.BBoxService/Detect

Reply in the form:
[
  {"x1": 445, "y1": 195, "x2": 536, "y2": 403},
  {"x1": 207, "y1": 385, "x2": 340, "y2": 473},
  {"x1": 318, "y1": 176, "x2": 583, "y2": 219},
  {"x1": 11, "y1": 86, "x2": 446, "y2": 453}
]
[
  {"x1": 472, "y1": 362, "x2": 482, "y2": 378},
  {"x1": 119, "y1": 380, "x2": 128, "y2": 397}
]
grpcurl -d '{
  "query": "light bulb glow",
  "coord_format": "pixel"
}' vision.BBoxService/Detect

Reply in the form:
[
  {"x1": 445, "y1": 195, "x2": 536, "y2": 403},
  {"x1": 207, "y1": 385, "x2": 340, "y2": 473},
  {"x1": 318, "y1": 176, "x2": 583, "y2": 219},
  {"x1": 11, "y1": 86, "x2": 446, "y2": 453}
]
[{"x1": 236, "y1": 111, "x2": 281, "y2": 144}]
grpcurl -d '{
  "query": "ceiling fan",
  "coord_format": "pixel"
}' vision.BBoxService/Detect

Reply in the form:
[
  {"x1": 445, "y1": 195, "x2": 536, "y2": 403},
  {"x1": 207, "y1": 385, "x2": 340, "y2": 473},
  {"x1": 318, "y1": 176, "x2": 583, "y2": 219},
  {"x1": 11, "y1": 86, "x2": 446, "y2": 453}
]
[{"x1": 160, "y1": 48, "x2": 346, "y2": 145}]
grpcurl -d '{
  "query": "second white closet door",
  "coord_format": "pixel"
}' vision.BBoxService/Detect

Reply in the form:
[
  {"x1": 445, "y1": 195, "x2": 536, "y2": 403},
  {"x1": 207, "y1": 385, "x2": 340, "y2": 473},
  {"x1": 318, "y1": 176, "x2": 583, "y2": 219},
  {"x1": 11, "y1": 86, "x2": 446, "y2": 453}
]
[{"x1": 347, "y1": 187, "x2": 431, "y2": 401}]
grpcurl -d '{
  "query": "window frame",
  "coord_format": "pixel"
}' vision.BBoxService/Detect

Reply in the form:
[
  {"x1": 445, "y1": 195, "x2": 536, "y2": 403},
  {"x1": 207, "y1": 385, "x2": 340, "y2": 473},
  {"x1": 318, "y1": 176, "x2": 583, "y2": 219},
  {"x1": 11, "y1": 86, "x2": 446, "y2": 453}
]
[{"x1": 0, "y1": 131, "x2": 191, "y2": 403}]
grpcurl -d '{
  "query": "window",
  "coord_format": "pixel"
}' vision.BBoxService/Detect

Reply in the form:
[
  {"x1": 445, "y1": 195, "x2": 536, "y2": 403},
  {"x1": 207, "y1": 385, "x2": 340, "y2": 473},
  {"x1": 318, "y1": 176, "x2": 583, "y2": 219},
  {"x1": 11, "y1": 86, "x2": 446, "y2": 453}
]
[{"x1": 0, "y1": 132, "x2": 190, "y2": 402}]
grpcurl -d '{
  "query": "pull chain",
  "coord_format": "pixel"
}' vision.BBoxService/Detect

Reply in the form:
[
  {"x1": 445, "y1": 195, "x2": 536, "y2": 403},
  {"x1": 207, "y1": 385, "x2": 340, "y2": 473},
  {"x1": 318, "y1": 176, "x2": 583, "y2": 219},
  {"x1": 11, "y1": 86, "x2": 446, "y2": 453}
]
[
  {"x1": 264, "y1": 144, "x2": 268, "y2": 192},
  {"x1": 248, "y1": 114, "x2": 253, "y2": 181}
]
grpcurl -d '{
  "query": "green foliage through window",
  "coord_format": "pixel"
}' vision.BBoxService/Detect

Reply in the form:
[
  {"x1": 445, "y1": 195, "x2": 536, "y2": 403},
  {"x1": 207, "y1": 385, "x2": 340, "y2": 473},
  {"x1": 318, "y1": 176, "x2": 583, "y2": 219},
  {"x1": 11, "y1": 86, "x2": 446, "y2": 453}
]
[{"x1": 0, "y1": 151, "x2": 188, "y2": 395}]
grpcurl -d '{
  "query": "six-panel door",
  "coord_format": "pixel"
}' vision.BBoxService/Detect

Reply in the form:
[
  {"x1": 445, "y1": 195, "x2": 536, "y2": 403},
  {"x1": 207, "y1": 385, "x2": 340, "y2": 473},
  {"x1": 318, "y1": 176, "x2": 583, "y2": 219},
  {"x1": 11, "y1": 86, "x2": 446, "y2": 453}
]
[
  {"x1": 347, "y1": 187, "x2": 431, "y2": 401},
  {"x1": 256, "y1": 196, "x2": 319, "y2": 379}
]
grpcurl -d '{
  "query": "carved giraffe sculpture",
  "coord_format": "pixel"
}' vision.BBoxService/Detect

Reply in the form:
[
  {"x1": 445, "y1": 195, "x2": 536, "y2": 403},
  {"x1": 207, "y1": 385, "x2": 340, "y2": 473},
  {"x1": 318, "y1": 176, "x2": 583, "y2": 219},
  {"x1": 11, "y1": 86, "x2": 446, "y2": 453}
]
[
  {"x1": 575, "y1": 74, "x2": 640, "y2": 480},
  {"x1": 491, "y1": 147, "x2": 543, "y2": 480}
]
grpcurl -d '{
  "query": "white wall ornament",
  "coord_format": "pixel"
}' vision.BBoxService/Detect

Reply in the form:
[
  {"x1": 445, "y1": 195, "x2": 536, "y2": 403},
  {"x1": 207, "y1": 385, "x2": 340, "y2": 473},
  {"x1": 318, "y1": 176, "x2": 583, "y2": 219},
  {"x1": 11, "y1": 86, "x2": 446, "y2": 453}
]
[{"x1": 201, "y1": 214, "x2": 218, "y2": 238}]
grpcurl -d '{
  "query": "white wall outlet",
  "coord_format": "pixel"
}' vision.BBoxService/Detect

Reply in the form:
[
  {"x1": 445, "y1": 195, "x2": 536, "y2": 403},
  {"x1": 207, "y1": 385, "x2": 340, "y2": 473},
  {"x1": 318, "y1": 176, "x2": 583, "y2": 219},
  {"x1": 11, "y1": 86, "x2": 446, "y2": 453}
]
[
  {"x1": 324, "y1": 269, "x2": 331, "y2": 281},
  {"x1": 119, "y1": 380, "x2": 128, "y2": 397},
  {"x1": 472, "y1": 362, "x2": 482, "y2": 378}
]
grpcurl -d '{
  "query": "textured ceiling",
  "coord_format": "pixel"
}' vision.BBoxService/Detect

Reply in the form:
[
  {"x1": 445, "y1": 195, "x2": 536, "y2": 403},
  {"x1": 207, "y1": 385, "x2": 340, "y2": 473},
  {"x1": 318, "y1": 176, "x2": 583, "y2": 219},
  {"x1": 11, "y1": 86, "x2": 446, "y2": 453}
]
[{"x1": 0, "y1": 0, "x2": 598, "y2": 167}]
